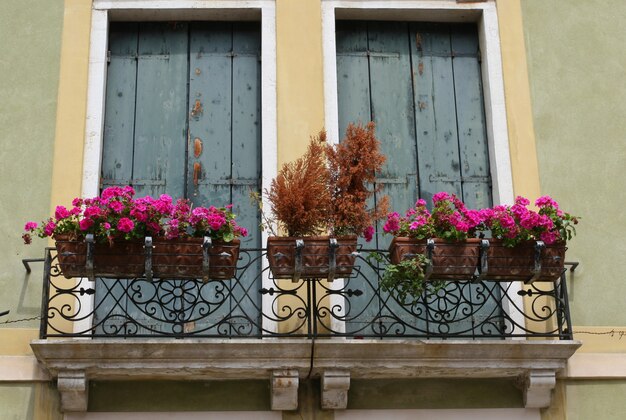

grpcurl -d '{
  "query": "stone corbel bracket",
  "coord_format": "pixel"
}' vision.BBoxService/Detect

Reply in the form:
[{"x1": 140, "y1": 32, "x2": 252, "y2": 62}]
[
  {"x1": 519, "y1": 369, "x2": 557, "y2": 408},
  {"x1": 271, "y1": 370, "x2": 299, "y2": 410},
  {"x1": 321, "y1": 370, "x2": 350, "y2": 409},
  {"x1": 57, "y1": 370, "x2": 89, "y2": 412}
]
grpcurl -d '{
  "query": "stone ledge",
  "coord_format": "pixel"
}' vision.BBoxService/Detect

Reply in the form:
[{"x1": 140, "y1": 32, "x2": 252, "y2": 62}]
[
  {"x1": 31, "y1": 338, "x2": 580, "y2": 411},
  {"x1": 32, "y1": 338, "x2": 580, "y2": 380}
]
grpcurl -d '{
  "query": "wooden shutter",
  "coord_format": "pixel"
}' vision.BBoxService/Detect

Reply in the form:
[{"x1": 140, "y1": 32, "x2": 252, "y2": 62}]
[
  {"x1": 96, "y1": 22, "x2": 261, "y2": 336},
  {"x1": 336, "y1": 21, "x2": 501, "y2": 337}
]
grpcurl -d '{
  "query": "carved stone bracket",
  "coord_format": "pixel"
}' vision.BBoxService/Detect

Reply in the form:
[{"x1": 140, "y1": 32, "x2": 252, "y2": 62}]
[
  {"x1": 520, "y1": 369, "x2": 557, "y2": 408},
  {"x1": 57, "y1": 370, "x2": 88, "y2": 412},
  {"x1": 271, "y1": 369, "x2": 299, "y2": 411},
  {"x1": 321, "y1": 370, "x2": 350, "y2": 409}
]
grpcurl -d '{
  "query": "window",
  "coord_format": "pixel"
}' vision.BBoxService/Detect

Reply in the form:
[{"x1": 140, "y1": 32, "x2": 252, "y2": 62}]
[
  {"x1": 336, "y1": 21, "x2": 491, "y2": 222},
  {"x1": 95, "y1": 21, "x2": 263, "y2": 335},
  {"x1": 335, "y1": 21, "x2": 502, "y2": 336}
]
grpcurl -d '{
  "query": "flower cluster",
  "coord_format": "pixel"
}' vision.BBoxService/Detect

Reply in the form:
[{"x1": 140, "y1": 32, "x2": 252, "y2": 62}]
[
  {"x1": 383, "y1": 193, "x2": 579, "y2": 246},
  {"x1": 383, "y1": 199, "x2": 433, "y2": 240},
  {"x1": 23, "y1": 186, "x2": 247, "y2": 244},
  {"x1": 482, "y1": 195, "x2": 578, "y2": 246}
]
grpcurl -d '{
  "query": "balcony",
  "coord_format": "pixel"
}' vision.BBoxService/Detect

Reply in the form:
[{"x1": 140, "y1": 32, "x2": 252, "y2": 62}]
[{"x1": 30, "y1": 246, "x2": 580, "y2": 411}]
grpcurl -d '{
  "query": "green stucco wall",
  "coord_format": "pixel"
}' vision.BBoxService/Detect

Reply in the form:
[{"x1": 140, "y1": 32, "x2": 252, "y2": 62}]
[
  {"x1": 521, "y1": 0, "x2": 626, "y2": 326},
  {"x1": 0, "y1": 0, "x2": 64, "y2": 328},
  {"x1": 0, "y1": 383, "x2": 61, "y2": 420},
  {"x1": 566, "y1": 380, "x2": 626, "y2": 420}
]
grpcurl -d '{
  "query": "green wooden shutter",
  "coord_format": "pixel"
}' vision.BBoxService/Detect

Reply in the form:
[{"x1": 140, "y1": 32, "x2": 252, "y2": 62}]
[
  {"x1": 336, "y1": 21, "x2": 501, "y2": 337},
  {"x1": 96, "y1": 22, "x2": 261, "y2": 336},
  {"x1": 188, "y1": 22, "x2": 262, "y2": 335}
]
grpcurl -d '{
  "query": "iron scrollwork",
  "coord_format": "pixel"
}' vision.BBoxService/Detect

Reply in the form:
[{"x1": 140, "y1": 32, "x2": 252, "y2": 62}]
[{"x1": 39, "y1": 246, "x2": 573, "y2": 340}]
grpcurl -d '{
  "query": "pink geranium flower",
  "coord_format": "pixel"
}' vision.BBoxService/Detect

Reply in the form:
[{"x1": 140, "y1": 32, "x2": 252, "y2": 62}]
[
  {"x1": 23, "y1": 186, "x2": 247, "y2": 245},
  {"x1": 44, "y1": 221, "x2": 56, "y2": 236},
  {"x1": 24, "y1": 221, "x2": 38, "y2": 231},
  {"x1": 363, "y1": 225, "x2": 375, "y2": 242},
  {"x1": 117, "y1": 218, "x2": 135, "y2": 233},
  {"x1": 79, "y1": 218, "x2": 94, "y2": 231},
  {"x1": 108, "y1": 200, "x2": 124, "y2": 214},
  {"x1": 55, "y1": 206, "x2": 71, "y2": 220}
]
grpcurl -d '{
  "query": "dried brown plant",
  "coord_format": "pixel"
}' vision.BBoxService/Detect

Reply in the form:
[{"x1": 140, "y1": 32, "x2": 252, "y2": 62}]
[
  {"x1": 267, "y1": 133, "x2": 331, "y2": 237},
  {"x1": 326, "y1": 122, "x2": 389, "y2": 236},
  {"x1": 265, "y1": 123, "x2": 388, "y2": 239}
]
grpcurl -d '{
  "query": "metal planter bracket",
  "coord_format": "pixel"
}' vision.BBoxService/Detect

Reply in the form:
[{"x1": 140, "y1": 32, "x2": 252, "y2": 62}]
[
  {"x1": 85, "y1": 234, "x2": 95, "y2": 282},
  {"x1": 202, "y1": 236, "x2": 212, "y2": 283},
  {"x1": 292, "y1": 239, "x2": 304, "y2": 283},
  {"x1": 473, "y1": 239, "x2": 490, "y2": 283},
  {"x1": 328, "y1": 238, "x2": 338, "y2": 282},
  {"x1": 424, "y1": 238, "x2": 435, "y2": 281},
  {"x1": 527, "y1": 240, "x2": 546, "y2": 284},
  {"x1": 144, "y1": 236, "x2": 153, "y2": 282}
]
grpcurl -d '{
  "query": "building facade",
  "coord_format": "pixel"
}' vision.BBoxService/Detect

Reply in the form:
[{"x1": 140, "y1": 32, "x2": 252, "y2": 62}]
[{"x1": 1, "y1": 0, "x2": 625, "y2": 419}]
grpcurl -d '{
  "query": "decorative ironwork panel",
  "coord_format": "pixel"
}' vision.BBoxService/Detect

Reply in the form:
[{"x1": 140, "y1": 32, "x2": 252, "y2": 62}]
[{"x1": 39, "y1": 247, "x2": 573, "y2": 340}]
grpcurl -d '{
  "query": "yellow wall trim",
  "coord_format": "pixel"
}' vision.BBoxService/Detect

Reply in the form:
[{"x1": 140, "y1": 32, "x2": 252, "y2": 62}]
[
  {"x1": 567, "y1": 353, "x2": 626, "y2": 379},
  {"x1": 276, "y1": 0, "x2": 325, "y2": 166},
  {"x1": 573, "y1": 326, "x2": 626, "y2": 353},
  {"x1": 0, "y1": 328, "x2": 39, "y2": 356},
  {"x1": 50, "y1": 0, "x2": 92, "y2": 212},
  {"x1": 0, "y1": 356, "x2": 50, "y2": 382},
  {"x1": 495, "y1": 0, "x2": 541, "y2": 200}
]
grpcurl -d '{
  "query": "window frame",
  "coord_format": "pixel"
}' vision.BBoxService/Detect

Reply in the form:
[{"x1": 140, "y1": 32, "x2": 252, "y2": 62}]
[
  {"x1": 322, "y1": 0, "x2": 512, "y2": 205},
  {"x1": 321, "y1": 0, "x2": 525, "y2": 336},
  {"x1": 77, "y1": 0, "x2": 278, "y2": 334}
]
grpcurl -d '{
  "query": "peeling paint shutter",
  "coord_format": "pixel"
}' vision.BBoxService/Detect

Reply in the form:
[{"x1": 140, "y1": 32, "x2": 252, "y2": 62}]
[
  {"x1": 336, "y1": 21, "x2": 501, "y2": 337},
  {"x1": 97, "y1": 22, "x2": 261, "y2": 336}
]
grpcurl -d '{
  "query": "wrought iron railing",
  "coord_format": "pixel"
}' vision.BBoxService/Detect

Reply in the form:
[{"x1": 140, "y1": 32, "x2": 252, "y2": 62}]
[{"x1": 38, "y1": 246, "x2": 573, "y2": 339}]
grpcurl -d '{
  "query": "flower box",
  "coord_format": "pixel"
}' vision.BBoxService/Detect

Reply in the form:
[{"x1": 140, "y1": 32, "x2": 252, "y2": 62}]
[
  {"x1": 483, "y1": 240, "x2": 566, "y2": 282},
  {"x1": 388, "y1": 237, "x2": 481, "y2": 280},
  {"x1": 55, "y1": 235, "x2": 240, "y2": 280},
  {"x1": 23, "y1": 185, "x2": 248, "y2": 281},
  {"x1": 382, "y1": 192, "x2": 577, "y2": 286},
  {"x1": 388, "y1": 237, "x2": 566, "y2": 283},
  {"x1": 266, "y1": 236, "x2": 357, "y2": 280}
]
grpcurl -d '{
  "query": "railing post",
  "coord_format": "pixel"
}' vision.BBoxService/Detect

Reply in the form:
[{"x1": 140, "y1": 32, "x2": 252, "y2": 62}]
[{"x1": 39, "y1": 248, "x2": 53, "y2": 339}]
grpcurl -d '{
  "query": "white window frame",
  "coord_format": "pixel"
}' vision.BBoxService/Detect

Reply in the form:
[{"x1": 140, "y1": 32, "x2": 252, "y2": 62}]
[
  {"x1": 77, "y1": 0, "x2": 278, "y2": 335},
  {"x1": 321, "y1": 0, "x2": 526, "y2": 336}
]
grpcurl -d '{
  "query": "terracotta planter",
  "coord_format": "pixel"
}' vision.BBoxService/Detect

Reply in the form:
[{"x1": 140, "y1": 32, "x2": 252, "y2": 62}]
[
  {"x1": 483, "y1": 240, "x2": 566, "y2": 282},
  {"x1": 266, "y1": 236, "x2": 358, "y2": 280},
  {"x1": 388, "y1": 237, "x2": 481, "y2": 280},
  {"x1": 54, "y1": 235, "x2": 240, "y2": 280}
]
